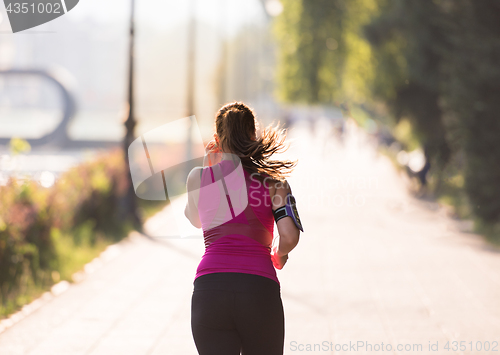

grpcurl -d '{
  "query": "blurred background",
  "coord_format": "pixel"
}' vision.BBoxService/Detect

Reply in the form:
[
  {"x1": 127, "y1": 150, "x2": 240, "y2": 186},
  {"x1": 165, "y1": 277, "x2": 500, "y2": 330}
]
[
  {"x1": 1, "y1": 0, "x2": 500, "y2": 353},
  {"x1": 0, "y1": 0, "x2": 287, "y2": 167}
]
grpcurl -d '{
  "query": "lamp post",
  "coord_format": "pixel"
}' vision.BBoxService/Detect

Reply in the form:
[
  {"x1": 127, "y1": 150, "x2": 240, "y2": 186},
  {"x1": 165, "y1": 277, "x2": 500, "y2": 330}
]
[
  {"x1": 218, "y1": 0, "x2": 227, "y2": 106},
  {"x1": 185, "y1": 0, "x2": 196, "y2": 168},
  {"x1": 122, "y1": 0, "x2": 141, "y2": 229}
]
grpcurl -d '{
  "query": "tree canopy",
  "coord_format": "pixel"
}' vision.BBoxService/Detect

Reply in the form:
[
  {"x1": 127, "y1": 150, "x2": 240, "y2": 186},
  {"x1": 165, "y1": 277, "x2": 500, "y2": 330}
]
[{"x1": 274, "y1": 0, "x2": 500, "y2": 230}]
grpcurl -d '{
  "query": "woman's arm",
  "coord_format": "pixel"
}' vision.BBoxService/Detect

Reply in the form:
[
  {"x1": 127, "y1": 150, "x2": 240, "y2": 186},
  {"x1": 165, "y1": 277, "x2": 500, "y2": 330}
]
[
  {"x1": 270, "y1": 179, "x2": 301, "y2": 269},
  {"x1": 184, "y1": 167, "x2": 202, "y2": 228}
]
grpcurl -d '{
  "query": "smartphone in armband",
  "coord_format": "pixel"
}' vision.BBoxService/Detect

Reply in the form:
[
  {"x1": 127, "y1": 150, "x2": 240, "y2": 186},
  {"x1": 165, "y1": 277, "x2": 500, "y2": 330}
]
[{"x1": 272, "y1": 193, "x2": 303, "y2": 232}]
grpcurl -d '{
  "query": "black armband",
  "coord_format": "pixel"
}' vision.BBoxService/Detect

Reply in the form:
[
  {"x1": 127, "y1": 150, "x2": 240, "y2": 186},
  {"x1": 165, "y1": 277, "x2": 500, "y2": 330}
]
[{"x1": 272, "y1": 193, "x2": 304, "y2": 232}]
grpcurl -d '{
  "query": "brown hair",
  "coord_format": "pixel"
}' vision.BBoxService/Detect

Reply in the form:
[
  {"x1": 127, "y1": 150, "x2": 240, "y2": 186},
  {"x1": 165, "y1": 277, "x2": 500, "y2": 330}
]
[{"x1": 214, "y1": 102, "x2": 296, "y2": 181}]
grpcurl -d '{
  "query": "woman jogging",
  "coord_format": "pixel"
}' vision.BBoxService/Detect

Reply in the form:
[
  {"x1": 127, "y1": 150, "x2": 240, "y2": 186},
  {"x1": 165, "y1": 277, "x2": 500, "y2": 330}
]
[{"x1": 185, "y1": 102, "x2": 302, "y2": 355}]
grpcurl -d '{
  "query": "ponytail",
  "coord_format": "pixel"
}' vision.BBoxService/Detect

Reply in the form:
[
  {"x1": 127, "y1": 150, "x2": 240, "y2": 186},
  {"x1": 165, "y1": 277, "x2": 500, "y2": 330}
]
[{"x1": 215, "y1": 102, "x2": 296, "y2": 181}]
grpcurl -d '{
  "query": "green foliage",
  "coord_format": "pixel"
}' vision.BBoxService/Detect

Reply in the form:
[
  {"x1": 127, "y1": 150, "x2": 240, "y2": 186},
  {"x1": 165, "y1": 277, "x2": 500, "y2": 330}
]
[
  {"x1": 392, "y1": 119, "x2": 420, "y2": 151},
  {"x1": 0, "y1": 149, "x2": 167, "y2": 319},
  {"x1": 9, "y1": 137, "x2": 31, "y2": 156},
  {"x1": 50, "y1": 226, "x2": 114, "y2": 283},
  {"x1": 274, "y1": 0, "x2": 500, "y2": 232},
  {"x1": 441, "y1": 0, "x2": 500, "y2": 225},
  {"x1": 274, "y1": 0, "x2": 379, "y2": 104},
  {"x1": 365, "y1": 0, "x2": 452, "y2": 166}
]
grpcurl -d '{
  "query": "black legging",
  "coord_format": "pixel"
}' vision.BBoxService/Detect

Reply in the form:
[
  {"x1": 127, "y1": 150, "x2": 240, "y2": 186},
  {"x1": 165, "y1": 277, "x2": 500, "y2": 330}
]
[{"x1": 191, "y1": 272, "x2": 285, "y2": 355}]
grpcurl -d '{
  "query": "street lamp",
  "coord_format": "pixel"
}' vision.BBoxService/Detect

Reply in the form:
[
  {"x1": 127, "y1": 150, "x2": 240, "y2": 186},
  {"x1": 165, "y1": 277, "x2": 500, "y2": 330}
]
[
  {"x1": 185, "y1": 0, "x2": 196, "y2": 171},
  {"x1": 122, "y1": 0, "x2": 141, "y2": 229}
]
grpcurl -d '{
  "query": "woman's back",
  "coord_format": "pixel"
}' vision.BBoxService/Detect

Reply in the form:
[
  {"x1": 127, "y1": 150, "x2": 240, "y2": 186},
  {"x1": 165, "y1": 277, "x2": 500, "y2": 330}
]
[
  {"x1": 188, "y1": 101, "x2": 298, "y2": 355},
  {"x1": 195, "y1": 158, "x2": 279, "y2": 285}
]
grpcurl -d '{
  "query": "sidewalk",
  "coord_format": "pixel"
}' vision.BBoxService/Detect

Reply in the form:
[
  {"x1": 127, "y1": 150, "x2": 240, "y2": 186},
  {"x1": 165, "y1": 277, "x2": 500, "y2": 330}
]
[{"x1": 0, "y1": 122, "x2": 499, "y2": 354}]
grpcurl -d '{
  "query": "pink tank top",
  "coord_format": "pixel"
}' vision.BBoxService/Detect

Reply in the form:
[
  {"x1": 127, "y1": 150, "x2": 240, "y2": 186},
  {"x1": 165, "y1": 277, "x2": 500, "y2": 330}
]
[{"x1": 194, "y1": 159, "x2": 279, "y2": 285}]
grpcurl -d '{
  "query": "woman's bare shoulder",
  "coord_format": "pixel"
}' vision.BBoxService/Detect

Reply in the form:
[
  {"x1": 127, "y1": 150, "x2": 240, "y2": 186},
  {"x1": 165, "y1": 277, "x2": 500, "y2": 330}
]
[
  {"x1": 266, "y1": 177, "x2": 291, "y2": 200},
  {"x1": 187, "y1": 167, "x2": 203, "y2": 190}
]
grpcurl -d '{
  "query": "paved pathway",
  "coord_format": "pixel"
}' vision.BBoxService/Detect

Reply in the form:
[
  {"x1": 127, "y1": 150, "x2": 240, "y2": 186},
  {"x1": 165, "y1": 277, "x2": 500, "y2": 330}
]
[{"x1": 1, "y1": 120, "x2": 500, "y2": 354}]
